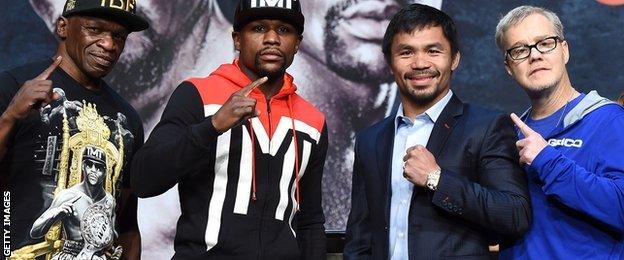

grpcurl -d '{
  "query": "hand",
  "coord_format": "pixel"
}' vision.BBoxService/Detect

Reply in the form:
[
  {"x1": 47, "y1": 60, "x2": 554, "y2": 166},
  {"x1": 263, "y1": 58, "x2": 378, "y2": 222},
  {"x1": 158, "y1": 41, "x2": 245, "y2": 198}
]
[
  {"x1": 510, "y1": 113, "x2": 548, "y2": 165},
  {"x1": 2, "y1": 56, "x2": 62, "y2": 122},
  {"x1": 402, "y1": 145, "x2": 440, "y2": 187},
  {"x1": 53, "y1": 196, "x2": 80, "y2": 219},
  {"x1": 211, "y1": 77, "x2": 267, "y2": 133}
]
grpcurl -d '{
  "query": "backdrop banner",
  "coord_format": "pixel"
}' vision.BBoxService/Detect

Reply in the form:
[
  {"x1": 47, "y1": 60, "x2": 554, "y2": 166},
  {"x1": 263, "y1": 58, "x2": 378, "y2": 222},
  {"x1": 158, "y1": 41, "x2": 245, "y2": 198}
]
[{"x1": 3, "y1": 0, "x2": 623, "y2": 258}]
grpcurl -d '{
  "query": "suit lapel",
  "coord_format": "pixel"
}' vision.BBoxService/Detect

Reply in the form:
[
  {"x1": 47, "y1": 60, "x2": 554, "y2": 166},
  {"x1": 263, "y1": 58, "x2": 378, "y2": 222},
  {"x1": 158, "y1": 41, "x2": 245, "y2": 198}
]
[
  {"x1": 426, "y1": 94, "x2": 464, "y2": 157},
  {"x1": 375, "y1": 116, "x2": 395, "y2": 227}
]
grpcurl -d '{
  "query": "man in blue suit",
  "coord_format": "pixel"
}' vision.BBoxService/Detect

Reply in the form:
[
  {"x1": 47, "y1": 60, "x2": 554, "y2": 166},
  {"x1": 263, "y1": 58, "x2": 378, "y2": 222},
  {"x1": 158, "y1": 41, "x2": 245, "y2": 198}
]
[{"x1": 344, "y1": 4, "x2": 531, "y2": 259}]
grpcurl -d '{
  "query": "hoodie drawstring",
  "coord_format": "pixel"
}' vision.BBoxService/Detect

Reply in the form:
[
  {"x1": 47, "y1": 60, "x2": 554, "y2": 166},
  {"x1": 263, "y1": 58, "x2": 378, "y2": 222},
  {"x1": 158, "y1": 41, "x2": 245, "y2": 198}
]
[
  {"x1": 287, "y1": 96, "x2": 301, "y2": 211},
  {"x1": 249, "y1": 119, "x2": 257, "y2": 201},
  {"x1": 247, "y1": 96, "x2": 301, "y2": 211}
]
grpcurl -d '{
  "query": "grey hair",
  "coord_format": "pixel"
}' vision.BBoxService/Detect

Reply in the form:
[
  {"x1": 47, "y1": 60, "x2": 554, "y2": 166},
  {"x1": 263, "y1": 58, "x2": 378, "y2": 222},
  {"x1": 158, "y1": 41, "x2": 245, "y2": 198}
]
[{"x1": 495, "y1": 5, "x2": 565, "y2": 52}]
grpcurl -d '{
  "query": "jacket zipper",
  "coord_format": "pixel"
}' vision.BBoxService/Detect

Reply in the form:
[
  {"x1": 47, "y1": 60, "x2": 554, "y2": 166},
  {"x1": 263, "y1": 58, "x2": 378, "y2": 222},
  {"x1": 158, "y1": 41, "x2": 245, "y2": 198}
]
[{"x1": 258, "y1": 99, "x2": 272, "y2": 260}]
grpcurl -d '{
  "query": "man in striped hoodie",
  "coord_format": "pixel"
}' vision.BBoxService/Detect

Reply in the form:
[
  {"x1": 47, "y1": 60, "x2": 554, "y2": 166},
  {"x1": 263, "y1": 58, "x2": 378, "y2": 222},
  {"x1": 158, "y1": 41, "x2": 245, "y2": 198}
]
[{"x1": 131, "y1": 0, "x2": 328, "y2": 259}]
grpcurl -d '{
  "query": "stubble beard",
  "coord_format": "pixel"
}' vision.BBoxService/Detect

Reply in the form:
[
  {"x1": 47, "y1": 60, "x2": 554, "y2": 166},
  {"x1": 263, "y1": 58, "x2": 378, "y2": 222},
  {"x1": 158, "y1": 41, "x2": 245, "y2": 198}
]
[
  {"x1": 323, "y1": 4, "x2": 393, "y2": 86},
  {"x1": 255, "y1": 54, "x2": 289, "y2": 82}
]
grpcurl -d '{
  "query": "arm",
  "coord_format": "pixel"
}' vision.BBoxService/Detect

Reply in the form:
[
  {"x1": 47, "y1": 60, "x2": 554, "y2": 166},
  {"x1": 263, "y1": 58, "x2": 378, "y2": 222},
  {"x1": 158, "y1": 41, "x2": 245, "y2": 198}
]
[
  {"x1": 117, "y1": 112, "x2": 144, "y2": 260},
  {"x1": 131, "y1": 76, "x2": 266, "y2": 197},
  {"x1": 528, "y1": 114, "x2": 624, "y2": 233},
  {"x1": 343, "y1": 136, "x2": 372, "y2": 260},
  {"x1": 30, "y1": 192, "x2": 78, "y2": 238},
  {"x1": 297, "y1": 124, "x2": 328, "y2": 260},
  {"x1": 431, "y1": 115, "x2": 531, "y2": 238},
  {"x1": 130, "y1": 82, "x2": 220, "y2": 197},
  {"x1": 0, "y1": 58, "x2": 61, "y2": 162},
  {"x1": 116, "y1": 190, "x2": 140, "y2": 260}
]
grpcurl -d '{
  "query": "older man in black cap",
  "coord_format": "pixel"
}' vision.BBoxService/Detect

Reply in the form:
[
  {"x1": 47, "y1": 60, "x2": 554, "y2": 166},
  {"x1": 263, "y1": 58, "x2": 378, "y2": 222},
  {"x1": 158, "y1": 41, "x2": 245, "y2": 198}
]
[
  {"x1": 0, "y1": 0, "x2": 148, "y2": 259},
  {"x1": 131, "y1": 0, "x2": 328, "y2": 259}
]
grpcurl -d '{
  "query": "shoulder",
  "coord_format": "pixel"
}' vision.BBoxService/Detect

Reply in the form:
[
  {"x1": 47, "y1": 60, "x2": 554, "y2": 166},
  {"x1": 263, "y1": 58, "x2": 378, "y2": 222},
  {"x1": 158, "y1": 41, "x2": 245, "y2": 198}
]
[
  {"x1": 462, "y1": 103, "x2": 507, "y2": 123},
  {"x1": 102, "y1": 83, "x2": 142, "y2": 128},
  {"x1": 3, "y1": 60, "x2": 53, "y2": 83},
  {"x1": 456, "y1": 103, "x2": 513, "y2": 135},
  {"x1": 582, "y1": 103, "x2": 624, "y2": 127},
  {"x1": 186, "y1": 74, "x2": 239, "y2": 105},
  {"x1": 356, "y1": 116, "x2": 393, "y2": 142},
  {"x1": 0, "y1": 60, "x2": 50, "y2": 92},
  {"x1": 54, "y1": 188, "x2": 83, "y2": 203},
  {"x1": 289, "y1": 94, "x2": 326, "y2": 133}
]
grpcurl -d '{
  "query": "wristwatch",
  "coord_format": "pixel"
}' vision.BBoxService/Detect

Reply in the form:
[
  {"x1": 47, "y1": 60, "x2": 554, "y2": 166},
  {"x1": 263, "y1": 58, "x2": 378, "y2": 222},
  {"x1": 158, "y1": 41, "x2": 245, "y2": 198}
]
[{"x1": 426, "y1": 168, "x2": 441, "y2": 191}]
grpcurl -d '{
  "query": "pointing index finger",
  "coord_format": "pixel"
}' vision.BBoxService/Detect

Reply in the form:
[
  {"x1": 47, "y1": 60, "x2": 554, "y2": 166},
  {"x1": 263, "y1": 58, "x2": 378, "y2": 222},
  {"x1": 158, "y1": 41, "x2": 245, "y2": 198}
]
[
  {"x1": 241, "y1": 76, "x2": 267, "y2": 97},
  {"x1": 510, "y1": 113, "x2": 535, "y2": 136},
  {"x1": 36, "y1": 56, "x2": 62, "y2": 80}
]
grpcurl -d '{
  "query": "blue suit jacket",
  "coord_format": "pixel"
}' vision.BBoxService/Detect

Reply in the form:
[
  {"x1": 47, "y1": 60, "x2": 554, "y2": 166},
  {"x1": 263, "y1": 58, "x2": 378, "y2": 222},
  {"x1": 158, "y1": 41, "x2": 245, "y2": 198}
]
[{"x1": 344, "y1": 95, "x2": 531, "y2": 260}]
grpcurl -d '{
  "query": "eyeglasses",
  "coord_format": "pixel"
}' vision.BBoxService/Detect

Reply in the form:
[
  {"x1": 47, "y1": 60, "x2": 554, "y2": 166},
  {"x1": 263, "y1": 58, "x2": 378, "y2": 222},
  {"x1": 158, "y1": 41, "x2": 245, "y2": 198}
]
[{"x1": 505, "y1": 36, "x2": 562, "y2": 61}]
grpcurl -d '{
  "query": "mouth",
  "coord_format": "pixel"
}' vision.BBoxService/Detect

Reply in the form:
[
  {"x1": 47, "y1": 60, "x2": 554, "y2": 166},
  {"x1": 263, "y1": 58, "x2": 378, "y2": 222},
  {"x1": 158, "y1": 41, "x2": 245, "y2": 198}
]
[
  {"x1": 259, "y1": 49, "x2": 283, "y2": 62},
  {"x1": 405, "y1": 71, "x2": 438, "y2": 87},
  {"x1": 339, "y1": 2, "x2": 400, "y2": 41},
  {"x1": 529, "y1": 67, "x2": 549, "y2": 77},
  {"x1": 89, "y1": 53, "x2": 114, "y2": 68},
  {"x1": 408, "y1": 75, "x2": 436, "y2": 86}
]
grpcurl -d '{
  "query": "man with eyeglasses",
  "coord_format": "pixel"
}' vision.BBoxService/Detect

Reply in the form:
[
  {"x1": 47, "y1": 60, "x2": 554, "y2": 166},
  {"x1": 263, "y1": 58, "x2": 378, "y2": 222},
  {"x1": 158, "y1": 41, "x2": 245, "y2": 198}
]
[{"x1": 495, "y1": 5, "x2": 624, "y2": 259}]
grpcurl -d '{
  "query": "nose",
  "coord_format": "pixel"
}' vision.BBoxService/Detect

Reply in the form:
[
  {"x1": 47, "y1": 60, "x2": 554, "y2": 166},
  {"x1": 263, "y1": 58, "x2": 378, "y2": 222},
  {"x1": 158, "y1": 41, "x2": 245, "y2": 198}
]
[
  {"x1": 527, "y1": 45, "x2": 543, "y2": 63},
  {"x1": 409, "y1": 53, "x2": 432, "y2": 70},
  {"x1": 96, "y1": 33, "x2": 117, "y2": 52},
  {"x1": 263, "y1": 29, "x2": 280, "y2": 46}
]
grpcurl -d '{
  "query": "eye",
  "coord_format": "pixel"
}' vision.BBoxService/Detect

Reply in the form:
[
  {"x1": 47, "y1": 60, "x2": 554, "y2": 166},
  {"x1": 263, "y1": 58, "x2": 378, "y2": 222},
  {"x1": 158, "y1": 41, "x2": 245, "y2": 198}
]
[
  {"x1": 253, "y1": 25, "x2": 266, "y2": 32},
  {"x1": 511, "y1": 47, "x2": 528, "y2": 57},
  {"x1": 399, "y1": 50, "x2": 413, "y2": 57},
  {"x1": 112, "y1": 32, "x2": 128, "y2": 41},
  {"x1": 427, "y1": 49, "x2": 442, "y2": 55},
  {"x1": 86, "y1": 27, "x2": 101, "y2": 34},
  {"x1": 277, "y1": 25, "x2": 292, "y2": 34},
  {"x1": 538, "y1": 39, "x2": 556, "y2": 49}
]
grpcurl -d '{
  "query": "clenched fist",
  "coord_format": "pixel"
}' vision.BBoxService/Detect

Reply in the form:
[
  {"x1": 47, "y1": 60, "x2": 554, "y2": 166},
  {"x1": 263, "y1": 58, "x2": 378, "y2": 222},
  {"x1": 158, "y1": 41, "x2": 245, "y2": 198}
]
[{"x1": 403, "y1": 145, "x2": 441, "y2": 187}]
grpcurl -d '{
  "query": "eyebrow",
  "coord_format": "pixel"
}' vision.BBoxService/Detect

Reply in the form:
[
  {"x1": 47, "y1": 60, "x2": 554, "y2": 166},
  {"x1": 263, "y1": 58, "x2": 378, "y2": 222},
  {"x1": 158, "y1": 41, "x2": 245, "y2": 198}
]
[
  {"x1": 395, "y1": 42, "x2": 445, "y2": 51},
  {"x1": 510, "y1": 35, "x2": 552, "y2": 47}
]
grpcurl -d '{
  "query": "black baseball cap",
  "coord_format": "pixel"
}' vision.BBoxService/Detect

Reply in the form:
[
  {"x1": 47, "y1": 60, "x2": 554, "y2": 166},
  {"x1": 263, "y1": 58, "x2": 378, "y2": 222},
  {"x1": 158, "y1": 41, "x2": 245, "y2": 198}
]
[
  {"x1": 62, "y1": 0, "x2": 149, "y2": 32},
  {"x1": 234, "y1": 0, "x2": 304, "y2": 34}
]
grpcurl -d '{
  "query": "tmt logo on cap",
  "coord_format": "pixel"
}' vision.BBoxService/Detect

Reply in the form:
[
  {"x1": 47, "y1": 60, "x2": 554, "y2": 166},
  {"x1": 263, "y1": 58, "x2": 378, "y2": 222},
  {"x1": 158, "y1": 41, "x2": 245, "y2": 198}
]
[
  {"x1": 234, "y1": 0, "x2": 304, "y2": 34},
  {"x1": 83, "y1": 146, "x2": 107, "y2": 165},
  {"x1": 250, "y1": 0, "x2": 293, "y2": 9}
]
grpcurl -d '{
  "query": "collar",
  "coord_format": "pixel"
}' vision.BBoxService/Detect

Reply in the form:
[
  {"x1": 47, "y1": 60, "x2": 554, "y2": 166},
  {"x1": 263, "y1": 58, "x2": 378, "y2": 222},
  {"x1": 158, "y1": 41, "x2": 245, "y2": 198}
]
[{"x1": 394, "y1": 89, "x2": 454, "y2": 131}]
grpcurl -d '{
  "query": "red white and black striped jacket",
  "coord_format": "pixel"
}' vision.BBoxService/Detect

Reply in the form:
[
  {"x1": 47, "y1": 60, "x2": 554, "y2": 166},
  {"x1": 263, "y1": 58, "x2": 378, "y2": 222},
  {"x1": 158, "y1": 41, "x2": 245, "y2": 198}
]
[{"x1": 132, "y1": 60, "x2": 328, "y2": 259}]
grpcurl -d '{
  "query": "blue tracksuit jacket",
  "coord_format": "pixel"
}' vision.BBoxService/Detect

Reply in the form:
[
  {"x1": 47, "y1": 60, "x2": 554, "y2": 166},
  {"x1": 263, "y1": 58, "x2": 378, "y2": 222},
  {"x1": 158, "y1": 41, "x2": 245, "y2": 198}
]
[{"x1": 502, "y1": 91, "x2": 624, "y2": 259}]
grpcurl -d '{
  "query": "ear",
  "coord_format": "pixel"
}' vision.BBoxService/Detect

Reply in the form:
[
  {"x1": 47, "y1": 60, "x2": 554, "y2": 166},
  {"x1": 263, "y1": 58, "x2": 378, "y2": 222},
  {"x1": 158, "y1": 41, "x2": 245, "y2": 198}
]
[
  {"x1": 562, "y1": 40, "x2": 570, "y2": 65},
  {"x1": 232, "y1": 31, "x2": 241, "y2": 52},
  {"x1": 451, "y1": 51, "x2": 461, "y2": 71},
  {"x1": 56, "y1": 17, "x2": 68, "y2": 39},
  {"x1": 294, "y1": 35, "x2": 303, "y2": 54},
  {"x1": 504, "y1": 59, "x2": 513, "y2": 76}
]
